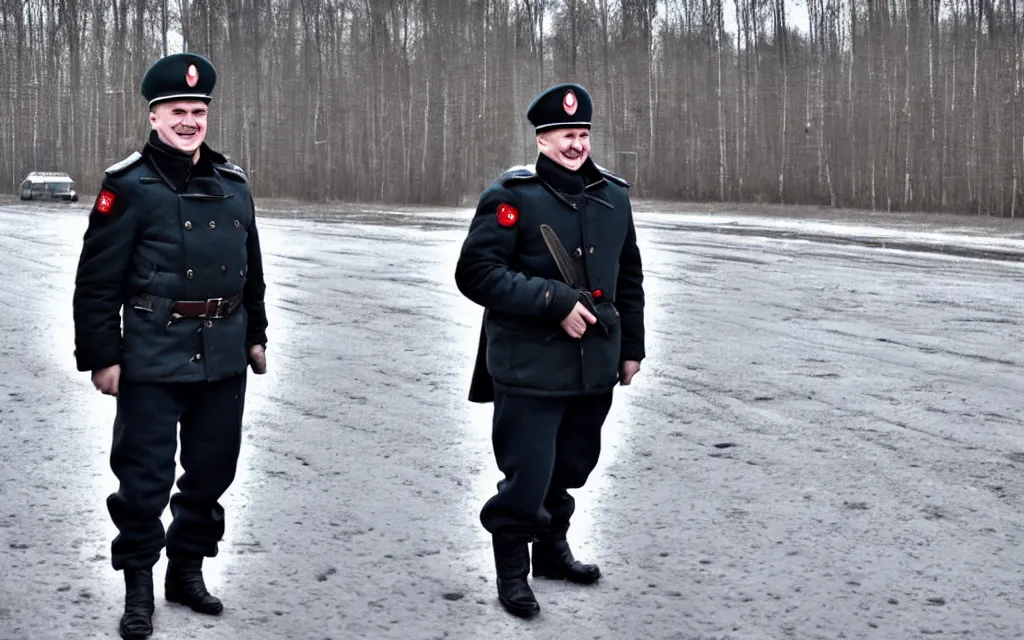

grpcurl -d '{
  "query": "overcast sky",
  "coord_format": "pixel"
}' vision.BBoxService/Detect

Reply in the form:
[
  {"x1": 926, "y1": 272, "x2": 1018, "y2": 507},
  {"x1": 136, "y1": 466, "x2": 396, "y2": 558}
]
[{"x1": 159, "y1": 0, "x2": 815, "y2": 61}]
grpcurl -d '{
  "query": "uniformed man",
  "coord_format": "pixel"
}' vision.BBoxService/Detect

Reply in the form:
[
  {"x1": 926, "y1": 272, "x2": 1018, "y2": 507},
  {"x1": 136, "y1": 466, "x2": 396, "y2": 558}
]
[
  {"x1": 72, "y1": 52, "x2": 268, "y2": 639},
  {"x1": 454, "y1": 83, "x2": 646, "y2": 618}
]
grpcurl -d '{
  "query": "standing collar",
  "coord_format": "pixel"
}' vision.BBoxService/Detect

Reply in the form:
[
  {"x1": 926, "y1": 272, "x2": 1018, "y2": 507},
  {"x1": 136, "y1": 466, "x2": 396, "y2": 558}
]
[
  {"x1": 535, "y1": 153, "x2": 585, "y2": 195},
  {"x1": 143, "y1": 130, "x2": 220, "y2": 191},
  {"x1": 535, "y1": 152, "x2": 606, "y2": 195}
]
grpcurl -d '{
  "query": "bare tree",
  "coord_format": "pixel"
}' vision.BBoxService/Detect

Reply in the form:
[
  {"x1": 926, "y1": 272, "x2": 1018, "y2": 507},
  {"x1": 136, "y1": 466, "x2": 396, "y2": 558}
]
[{"x1": 0, "y1": 0, "x2": 1021, "y2": 215}]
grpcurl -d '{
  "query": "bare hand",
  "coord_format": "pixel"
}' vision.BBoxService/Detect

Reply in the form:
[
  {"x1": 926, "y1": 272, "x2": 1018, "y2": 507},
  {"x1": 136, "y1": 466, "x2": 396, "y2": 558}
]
[
  {"x1": 249, "y1": 345, "x2": 267, "y2": 374},
  {"x1": 92, "y1": 364, "x2": 121, "y2": 396},
  {"x1": 619, "y1": 360, "x2": 641, "y2": 385},
  {"x1": 561, "y1": 301, "x2": 597, "y2": 338}
]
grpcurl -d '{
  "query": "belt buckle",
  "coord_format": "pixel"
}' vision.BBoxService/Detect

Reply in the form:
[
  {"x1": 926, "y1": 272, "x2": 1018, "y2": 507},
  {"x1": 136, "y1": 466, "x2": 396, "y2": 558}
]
[{"x1": 204, "y1": 297, "x2": 224, "y2": 318}]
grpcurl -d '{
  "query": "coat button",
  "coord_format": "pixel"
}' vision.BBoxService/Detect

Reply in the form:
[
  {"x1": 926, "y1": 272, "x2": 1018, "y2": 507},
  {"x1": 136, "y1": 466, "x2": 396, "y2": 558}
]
[
  {"x1": 221, "y1": 265, "x2": 227, "y2": 272},
  {"x1": 204, "y1": 320, "x2": 212, "y2": 328},
  {"x1": 234, "y1": 220, "x2": 240, "y2": 228},
  {"x1": 571, "y1": 202, "x2": 578, "y2": 210},
  {"x1": 194, "y1": 353, "x2": 202, "y2": 361},
  {"x1": 589, "y1": 246, "x2": 595, "y2": 254},
  {"x1": 184, "y1": 221, "x2": 192, "y2": 230},
  {"x1": 574, "y1": 247, "x2": 582, "y2": 257},
  {"x1": 239, "y1": 269, "x2": 244, "y2": 277},
  {"x1": 209, "y1": 221, "x2": 216, "y2": 229},
  {"x1": 186, "y1": 269, "x2": 194, "y2": 279}
]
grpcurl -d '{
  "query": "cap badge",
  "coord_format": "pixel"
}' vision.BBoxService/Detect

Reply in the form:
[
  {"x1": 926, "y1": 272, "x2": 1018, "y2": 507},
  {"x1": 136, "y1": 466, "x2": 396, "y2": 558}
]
[
  {"x1": 186, "y1": 64, "x2": 199, "y2": 88},
  {"x1": 563, "y1": 90, "x2": 577, "y2": 116}
]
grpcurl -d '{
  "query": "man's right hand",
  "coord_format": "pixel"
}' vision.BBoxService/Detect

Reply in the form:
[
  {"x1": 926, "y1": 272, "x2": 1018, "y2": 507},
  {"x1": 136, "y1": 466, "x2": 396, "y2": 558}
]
[
  {"x1": 561, "y1": 301, "x2": 597, "y2": 338},
  {"x1": 92, "y1": 364, "x2": 121, "y2": 396}
]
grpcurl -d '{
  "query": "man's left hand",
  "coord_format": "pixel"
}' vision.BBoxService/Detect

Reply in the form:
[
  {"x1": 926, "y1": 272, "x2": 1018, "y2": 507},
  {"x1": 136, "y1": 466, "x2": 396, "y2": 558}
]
[
  {"x1": 619, "y1": 360, "x2": 641, "y2": 385},
  {"x1": 249, "y1": 345, "x2": 267, "y2": 374}
]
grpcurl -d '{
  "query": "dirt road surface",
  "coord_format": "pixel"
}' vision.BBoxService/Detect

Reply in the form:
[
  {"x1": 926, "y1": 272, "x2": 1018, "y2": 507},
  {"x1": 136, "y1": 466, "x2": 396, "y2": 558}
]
[{"x1": 1, "y1": 201, "x2": 1023, "y2": 640}]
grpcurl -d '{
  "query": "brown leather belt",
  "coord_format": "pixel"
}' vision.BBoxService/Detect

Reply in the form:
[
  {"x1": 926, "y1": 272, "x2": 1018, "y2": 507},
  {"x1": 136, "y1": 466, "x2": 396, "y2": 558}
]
[{"x1": 171, "y1": 293, "x2": 243, "y2": 319}]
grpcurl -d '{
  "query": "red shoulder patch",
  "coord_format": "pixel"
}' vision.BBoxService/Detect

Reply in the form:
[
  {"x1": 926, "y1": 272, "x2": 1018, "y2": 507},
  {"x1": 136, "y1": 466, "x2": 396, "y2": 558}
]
[
  {"x1": 497, "y1": 203, "x2": 518, "y2": 227},
  {"x1": 95, "y1": 189, "x2": 117, "y2": 215}
]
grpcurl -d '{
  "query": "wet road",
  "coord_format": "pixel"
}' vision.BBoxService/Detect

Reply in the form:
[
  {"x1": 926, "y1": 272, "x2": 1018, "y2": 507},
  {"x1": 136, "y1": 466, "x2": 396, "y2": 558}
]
[{"x1": 2, "y1": 202, "x2": 1024, "y2": 639}]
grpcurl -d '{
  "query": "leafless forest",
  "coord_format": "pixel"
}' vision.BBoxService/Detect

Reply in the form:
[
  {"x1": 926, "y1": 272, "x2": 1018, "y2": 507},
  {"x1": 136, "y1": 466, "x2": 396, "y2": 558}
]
[{"x1": 0, "y1": 0, "x2": 1022, "y2": 215}]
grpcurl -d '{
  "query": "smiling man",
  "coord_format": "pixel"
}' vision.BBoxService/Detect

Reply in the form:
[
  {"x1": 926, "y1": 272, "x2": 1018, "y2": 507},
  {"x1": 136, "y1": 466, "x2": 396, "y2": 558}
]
[
  {"x1": 72, "y1": 52, "x2": 269, "y2": 639},
  {"x1": 455, "y1": 83, "x2": 646, "y2": 619}
]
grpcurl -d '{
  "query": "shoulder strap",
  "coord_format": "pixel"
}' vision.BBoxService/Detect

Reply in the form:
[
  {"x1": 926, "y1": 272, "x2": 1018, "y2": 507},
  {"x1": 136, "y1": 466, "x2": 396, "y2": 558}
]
[
  {"x1": 497, "y1": 164, "x2": 539, "y2": 187},
  {"x1": 214, "y1": 162, "x2": 248, "y2": 183},
  {"x1": 593, "y1": 162, "x2": 630, "y2": 188},
  {"x1": 104, "y1": 151, "x2": 143, "y2": 176}
]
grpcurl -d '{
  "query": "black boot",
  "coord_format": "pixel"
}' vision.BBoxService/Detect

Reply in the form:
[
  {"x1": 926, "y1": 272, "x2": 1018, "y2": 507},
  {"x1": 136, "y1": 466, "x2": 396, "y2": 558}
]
[
  {"x1": 119, "y1": 567, "x2": 154, "y2": 639},
  {"x1": 492, "y1": 533, "x2": 541, "y2": 618},
  {"x1": 532, "y1": 534, "x2": 601, "y2": 584},
  {"x1": 164, "y1": 557, "x2": 223, "y2": 615}
]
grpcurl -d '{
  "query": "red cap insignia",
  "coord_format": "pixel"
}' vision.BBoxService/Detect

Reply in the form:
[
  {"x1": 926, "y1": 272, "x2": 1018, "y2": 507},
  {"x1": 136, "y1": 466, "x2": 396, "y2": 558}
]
[
  {"x1": 497, "y1": 203, "x2": 518, "y2": 227},
  {"x1": 95, "y1": 190, "x2": 116, "y2": 215},
  {"x1": 563, "y1": 90, "x2": 577, "y2": 116},
  {"x1": 186, "y1": 64, "x2": 199, "y2": 88}
]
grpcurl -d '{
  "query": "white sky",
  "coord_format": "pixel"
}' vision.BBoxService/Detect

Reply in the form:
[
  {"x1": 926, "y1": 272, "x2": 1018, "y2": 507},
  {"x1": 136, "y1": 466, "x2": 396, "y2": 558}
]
[
  {"x1": 162, "y1": 0, "x2": 813, "y2": 56},
  {"x1": 546, "y1": 0, "x2": 814, "y2": 39},
  {"x1": 723, "y1": 0, "x2": 812, "y2": 37}
]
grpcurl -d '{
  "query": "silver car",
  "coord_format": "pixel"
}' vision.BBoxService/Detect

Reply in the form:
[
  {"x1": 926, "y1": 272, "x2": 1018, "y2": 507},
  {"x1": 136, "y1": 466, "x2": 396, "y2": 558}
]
[{"x1": 19, "y1": 172, "x2": 79, "y2": 202}]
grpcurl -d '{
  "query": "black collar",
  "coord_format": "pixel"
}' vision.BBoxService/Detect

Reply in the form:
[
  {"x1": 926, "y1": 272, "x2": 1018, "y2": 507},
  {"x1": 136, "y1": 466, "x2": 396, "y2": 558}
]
[
  {"x1": 577, "y1": 157, "x2": 606, "y2": 190},
  {"x1": 535, "y1": 153, "x2": 586, "y2": 195},
  {"x1": 535, "y1": 152, "x2": 607, "y2": 195},
  {"x1": 143, "y1": 130, "x2": 223, "y2": 191}
]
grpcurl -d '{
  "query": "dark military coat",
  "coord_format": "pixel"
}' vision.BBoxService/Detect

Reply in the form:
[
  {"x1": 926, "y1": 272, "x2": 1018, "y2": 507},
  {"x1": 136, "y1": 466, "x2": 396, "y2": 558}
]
[
  {"x1": 72, "y1": 131, "x2": 268, "y2": 383},
  {"x1": 455, "y1": 153, "x2": 645, "y2": 403}
]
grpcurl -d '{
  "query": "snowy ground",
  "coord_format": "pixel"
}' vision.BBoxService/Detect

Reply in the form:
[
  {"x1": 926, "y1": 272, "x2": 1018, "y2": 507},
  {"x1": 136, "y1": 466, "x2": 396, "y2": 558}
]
[{"x1": 2, "y1": 200, "x2": 1024, "y2": 640}]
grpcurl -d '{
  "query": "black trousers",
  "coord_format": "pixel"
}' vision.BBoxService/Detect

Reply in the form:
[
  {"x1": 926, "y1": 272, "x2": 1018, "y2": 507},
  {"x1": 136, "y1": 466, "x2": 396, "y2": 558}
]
[
  {"x1": 480, "y1": 390, "x2": 614, "y2": 538},
  {"x1": 106, "y1": 373, "x2": 246, "y2": 571}
]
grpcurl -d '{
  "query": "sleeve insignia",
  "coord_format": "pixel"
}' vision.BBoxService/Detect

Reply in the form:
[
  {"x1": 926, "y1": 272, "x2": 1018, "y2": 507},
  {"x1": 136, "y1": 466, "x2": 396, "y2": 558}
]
[
  {"x1": 95, "y1": 189, "x2": 117, "y2": 215},
  {"x1": 497, "y1": 203, "x2": 519, "y2": 227}
]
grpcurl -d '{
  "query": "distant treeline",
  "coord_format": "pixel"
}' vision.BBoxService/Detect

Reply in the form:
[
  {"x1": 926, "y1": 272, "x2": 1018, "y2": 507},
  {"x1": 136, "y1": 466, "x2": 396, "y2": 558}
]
[{"x1": 1, "y1": 0, "x2": 1021, "y2": 216}]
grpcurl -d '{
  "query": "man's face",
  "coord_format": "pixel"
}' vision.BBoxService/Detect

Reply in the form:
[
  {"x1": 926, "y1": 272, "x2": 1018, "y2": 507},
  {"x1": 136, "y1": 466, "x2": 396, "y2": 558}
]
[
  {"x1": 149, "y1": 100, "x2": 208, "y2": 154},
  {"x1": 537, "y1": 127, "x2": 591, "y2": 172}
]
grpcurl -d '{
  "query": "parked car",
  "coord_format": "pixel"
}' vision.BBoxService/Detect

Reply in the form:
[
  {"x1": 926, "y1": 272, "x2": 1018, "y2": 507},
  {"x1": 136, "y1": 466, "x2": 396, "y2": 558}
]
[{"x1": 19, "y1": 172, "x2": 79, "y2": 202}]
